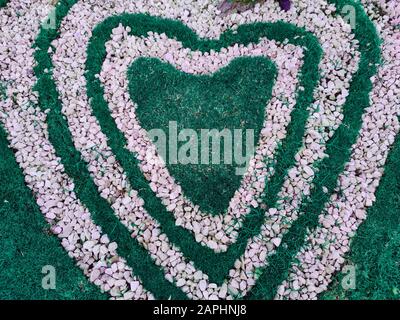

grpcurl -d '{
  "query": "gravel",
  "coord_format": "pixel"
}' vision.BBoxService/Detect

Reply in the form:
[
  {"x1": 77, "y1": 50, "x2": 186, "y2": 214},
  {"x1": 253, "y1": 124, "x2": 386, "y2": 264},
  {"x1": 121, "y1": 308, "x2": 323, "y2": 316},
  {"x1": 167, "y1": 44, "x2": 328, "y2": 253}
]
[{"x1": 0, "y1": 0, "x2": 398, "y2": 300}]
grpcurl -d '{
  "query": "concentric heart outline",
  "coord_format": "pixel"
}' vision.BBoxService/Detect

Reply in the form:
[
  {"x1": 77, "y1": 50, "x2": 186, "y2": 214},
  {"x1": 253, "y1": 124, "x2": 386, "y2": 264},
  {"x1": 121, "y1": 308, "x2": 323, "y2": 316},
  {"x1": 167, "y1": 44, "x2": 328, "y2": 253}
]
[
  {"x1": 84, "y1": 14, "x2": 321, "y2": 285},
  {"x1": 27, "y1": 0, "x2": 382, "y2": 300},
  {"x1": 100, "y1": 32, "x2": 303, "y2": 251}
]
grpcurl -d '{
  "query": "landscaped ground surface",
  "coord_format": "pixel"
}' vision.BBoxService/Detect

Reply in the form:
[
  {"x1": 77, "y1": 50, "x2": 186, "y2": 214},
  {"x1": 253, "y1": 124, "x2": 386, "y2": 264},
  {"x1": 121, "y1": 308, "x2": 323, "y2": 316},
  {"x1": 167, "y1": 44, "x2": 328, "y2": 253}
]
[{"x1": 0, "y1": 0, "x2": 399, "y2": 300}]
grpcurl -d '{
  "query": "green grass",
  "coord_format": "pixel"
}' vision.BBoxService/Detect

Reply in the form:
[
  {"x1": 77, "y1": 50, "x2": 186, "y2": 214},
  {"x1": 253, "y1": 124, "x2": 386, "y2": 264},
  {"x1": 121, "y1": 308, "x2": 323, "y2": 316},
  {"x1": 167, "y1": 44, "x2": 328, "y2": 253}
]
[
  {"x1": 85, "y1": 14, "x2": 320, "y2": 286},
  {"x1": 32, "y1": 0, "x2": 322, "y2": 290},
  {"x1": 0, "y1": 0, "x2": 8, "y2": 9},
  {"x1": 0, "y1": 0, "x2": 397, "y2": 300},
  {"x1": 323, "y1": 132, "x2": 400, "y2": 300},
  {"x1": 248, "y1": 0, "x2": 381, "y2": 299},
  {"x1": 130, "y1": 56, "x2": 277, "y2": 215},
  {"x1": 33, "y1": 1, "x2": 188, "y2": 301},
  {"x1": 34, "y1": 0, "x2": 379, "y2": 298},
  {"x1": 0, "y1": 125, "x2": 107, "y2": 300}
]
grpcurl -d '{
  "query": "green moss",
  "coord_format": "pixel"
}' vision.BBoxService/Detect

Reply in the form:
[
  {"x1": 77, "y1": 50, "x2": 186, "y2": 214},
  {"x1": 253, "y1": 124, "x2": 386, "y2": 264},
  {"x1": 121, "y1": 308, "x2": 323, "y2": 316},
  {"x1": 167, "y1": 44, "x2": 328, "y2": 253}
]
[
  {"x1": 323, "y1": 133, "x2": 400, "y2": 300},
  {"x1": 0, "y1": 82, "x2": 7, "y2": 100},
  {"x1": 33, "y1": 0, "x2": 187, "y2": 300},
  {"x1": 130, "y1": 56, "x2": 277, "y2": 215},
  {"x1": 85, "y1": 14, "x2": 321, "y2": 285},
  {"x1": 0, "y1": 125, "x2": 107, "y2": 300},
  {"x1": 0, "y1": 0, "x2": 8, "y2": 9},
  {"x1": 25, "y1": 0, "x2": 389, "y2": 301},
  {"x1": 248, "y1": 0, "x2": 381, "y2": 299}
]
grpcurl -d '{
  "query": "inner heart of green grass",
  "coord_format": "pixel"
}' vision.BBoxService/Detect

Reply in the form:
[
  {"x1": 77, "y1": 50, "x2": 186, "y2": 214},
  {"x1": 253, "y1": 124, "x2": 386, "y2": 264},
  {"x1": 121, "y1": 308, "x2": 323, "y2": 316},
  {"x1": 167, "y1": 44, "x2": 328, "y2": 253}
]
[{"x1": 128, "y1": 56, "x2": 277, "y2": 215}]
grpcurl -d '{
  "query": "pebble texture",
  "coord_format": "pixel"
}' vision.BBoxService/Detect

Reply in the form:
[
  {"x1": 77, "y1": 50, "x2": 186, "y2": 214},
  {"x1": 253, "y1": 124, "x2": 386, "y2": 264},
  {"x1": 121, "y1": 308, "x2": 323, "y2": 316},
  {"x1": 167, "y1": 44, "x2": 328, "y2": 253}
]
[{"x1": 0, "y1": 0, "x2": 399, "y2": 300}]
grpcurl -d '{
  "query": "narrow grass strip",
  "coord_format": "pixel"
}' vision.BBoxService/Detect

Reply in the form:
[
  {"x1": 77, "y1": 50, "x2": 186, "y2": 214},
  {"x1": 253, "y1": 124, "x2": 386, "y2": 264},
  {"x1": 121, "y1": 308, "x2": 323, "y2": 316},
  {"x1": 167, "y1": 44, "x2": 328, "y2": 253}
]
[
  {"x1": 247, "y1": 0, "x2": 382, "y2": 299},
  {"x1": 33, "y1": 0, "x2": 187, "y2": 300}
]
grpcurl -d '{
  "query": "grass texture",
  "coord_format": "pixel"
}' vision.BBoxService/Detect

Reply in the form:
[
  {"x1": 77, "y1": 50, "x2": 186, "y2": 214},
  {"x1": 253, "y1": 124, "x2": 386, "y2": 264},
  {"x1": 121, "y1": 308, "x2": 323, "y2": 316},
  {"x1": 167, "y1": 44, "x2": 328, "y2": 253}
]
[
  {"x1": 0, "y1": 125, "x2": 107, "y2": 300},
  {"x1": 130, "y1": 56, "x2": 277, "y2": 215},
  {"x1": 248, "y1": 0, "x2": 381, "y2": 299},
  {"x1": 85, "y1": 14, "x2": 320, "y2": 287},
  {"x1": 34, "y1": 0, "x2": 378, "y2": 299},
  {"x1": 323, "y1": 132, "x2": 400, "y2": 300},
  {"x1": 0, "y1": 0, "x2": 8, "y2": 9},
  {"x1": 1, "y1": 0, "x2": 397, "y2": 301},
  {"x1": 34, "y1": 2, "x2": 188, "y2": 300}
]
